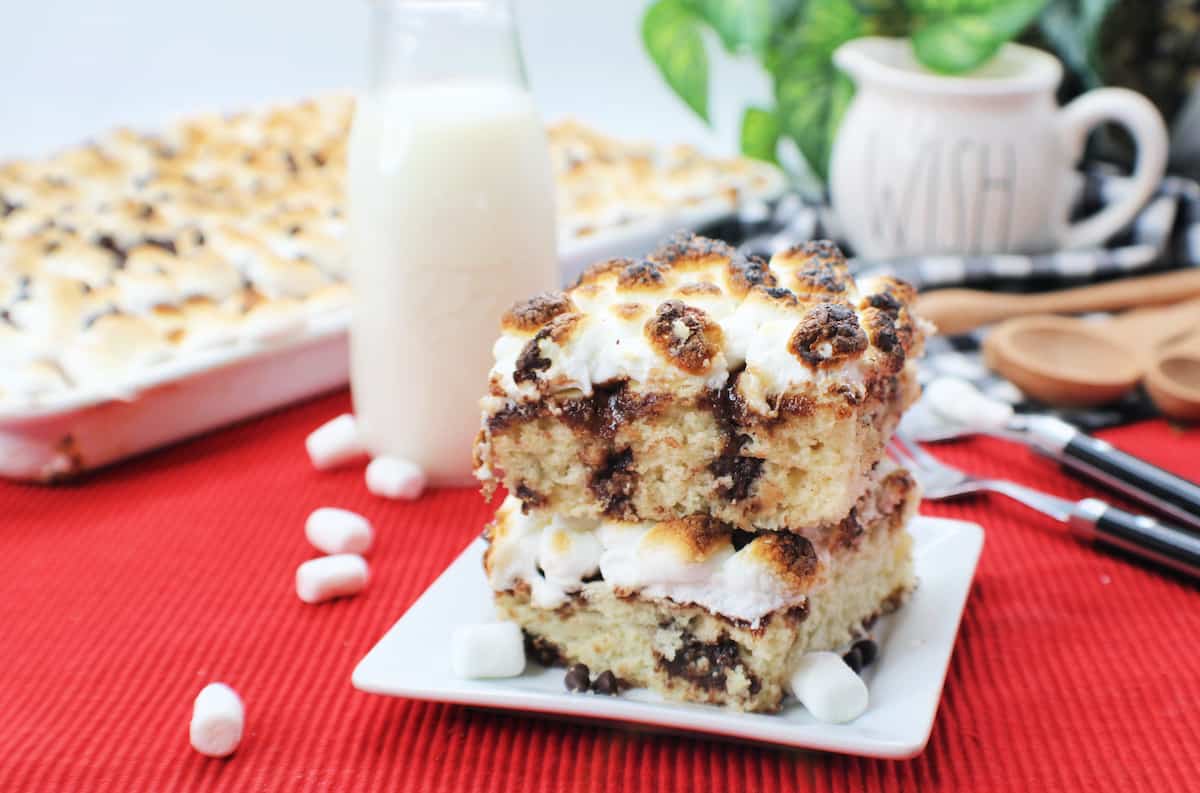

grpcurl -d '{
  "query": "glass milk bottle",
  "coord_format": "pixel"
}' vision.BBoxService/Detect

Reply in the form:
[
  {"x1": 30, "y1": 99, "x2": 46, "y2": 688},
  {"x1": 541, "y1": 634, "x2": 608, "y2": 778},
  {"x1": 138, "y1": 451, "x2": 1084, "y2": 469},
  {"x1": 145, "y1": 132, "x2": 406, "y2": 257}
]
[{"x1": 348, "y1": 0, "x2": 559, "y2": 485}]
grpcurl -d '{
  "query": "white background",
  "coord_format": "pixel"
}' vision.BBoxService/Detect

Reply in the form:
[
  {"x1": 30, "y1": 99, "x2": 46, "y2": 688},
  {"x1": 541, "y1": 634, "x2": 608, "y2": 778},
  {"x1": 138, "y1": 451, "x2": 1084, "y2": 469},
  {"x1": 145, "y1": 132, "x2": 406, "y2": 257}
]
[{"x1": 0, "y1": 0, "x2": 771, "y2": 158}]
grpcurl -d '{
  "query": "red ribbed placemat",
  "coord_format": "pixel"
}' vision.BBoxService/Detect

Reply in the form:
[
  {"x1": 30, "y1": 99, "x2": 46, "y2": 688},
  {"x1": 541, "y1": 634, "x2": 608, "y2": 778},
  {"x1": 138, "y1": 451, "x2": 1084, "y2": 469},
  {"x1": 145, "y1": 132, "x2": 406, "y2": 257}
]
[{"x1": 2, "y1": 392, "x2": 1197, "y2": 791}]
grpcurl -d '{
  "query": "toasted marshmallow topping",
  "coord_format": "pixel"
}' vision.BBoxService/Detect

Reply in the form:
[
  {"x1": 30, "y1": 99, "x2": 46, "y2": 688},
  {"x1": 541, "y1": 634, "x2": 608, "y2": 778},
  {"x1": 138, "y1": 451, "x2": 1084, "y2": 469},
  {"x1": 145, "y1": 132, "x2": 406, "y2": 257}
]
[
  {"x1": 484, "y1": 461, "x2": 915, "y2": 623},
  {"x1": 484, "y1": 496, "x2": 821, "y2": 625},
  {"x1": 488, "y1": 235, "x2": 926, "y2": 410}
]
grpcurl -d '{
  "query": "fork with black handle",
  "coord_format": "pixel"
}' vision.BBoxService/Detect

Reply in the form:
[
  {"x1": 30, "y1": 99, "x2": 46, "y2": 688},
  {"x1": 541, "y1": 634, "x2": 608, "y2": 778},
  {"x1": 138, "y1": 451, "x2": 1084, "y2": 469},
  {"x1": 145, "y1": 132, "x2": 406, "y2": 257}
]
[{"x1": 889, "y1": 432, "x2": 1200, "y2": 581}]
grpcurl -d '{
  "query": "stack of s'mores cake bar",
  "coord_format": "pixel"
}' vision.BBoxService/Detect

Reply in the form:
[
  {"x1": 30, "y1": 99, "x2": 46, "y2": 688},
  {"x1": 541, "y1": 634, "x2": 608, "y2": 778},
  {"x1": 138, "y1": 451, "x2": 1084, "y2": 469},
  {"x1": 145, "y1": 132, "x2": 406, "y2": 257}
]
[{"x1": 474, "y1": 233, "x2": 929, "y2": 713}]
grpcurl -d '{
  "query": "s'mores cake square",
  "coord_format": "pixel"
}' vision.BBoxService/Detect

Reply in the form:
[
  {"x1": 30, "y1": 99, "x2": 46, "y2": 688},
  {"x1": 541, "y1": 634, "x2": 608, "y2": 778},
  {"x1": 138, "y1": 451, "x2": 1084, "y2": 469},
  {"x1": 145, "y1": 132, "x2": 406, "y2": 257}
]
[
  {"x1": 473, "y1": 233, "x2": 930, "y2": 714},
  {"x1": 474, "y1": 233, "x2": 928, "y2": 533}
]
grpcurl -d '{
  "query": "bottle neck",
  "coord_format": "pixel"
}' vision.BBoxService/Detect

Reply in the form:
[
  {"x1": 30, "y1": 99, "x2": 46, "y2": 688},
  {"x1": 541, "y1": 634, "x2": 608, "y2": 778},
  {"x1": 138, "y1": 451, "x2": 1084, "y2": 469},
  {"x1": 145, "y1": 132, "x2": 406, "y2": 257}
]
[{"x1": 365, "y1": 0, "x2": 528, "y2": 94}]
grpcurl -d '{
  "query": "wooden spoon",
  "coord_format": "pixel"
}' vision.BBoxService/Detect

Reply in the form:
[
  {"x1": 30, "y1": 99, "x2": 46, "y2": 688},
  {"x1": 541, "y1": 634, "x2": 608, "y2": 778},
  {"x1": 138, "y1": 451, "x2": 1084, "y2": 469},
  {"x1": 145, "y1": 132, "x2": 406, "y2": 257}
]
[
  {"x1": 1144, "y1": 331, "x2": 1200, "y2": 421},
  {"x1": 982, "y1": 299, "x2": 1200, "y2": 407},
  {"x1": 915, "y1": 268, "x2": 1200, "y2": 336}
]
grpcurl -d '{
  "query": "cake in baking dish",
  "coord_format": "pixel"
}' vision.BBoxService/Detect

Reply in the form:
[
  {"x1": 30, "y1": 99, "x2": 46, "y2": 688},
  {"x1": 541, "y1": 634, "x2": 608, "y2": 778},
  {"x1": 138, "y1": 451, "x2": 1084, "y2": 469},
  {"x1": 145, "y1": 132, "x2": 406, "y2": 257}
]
[
  {"x1": 474, "y1": 233, "x2": 928, "y2": 533},
  {"x1": 0, "y1": 98, "x2": 781, "y2": 409},
  {"x1": 486, "y1": 463, "x2": 918, "y2": 713}
]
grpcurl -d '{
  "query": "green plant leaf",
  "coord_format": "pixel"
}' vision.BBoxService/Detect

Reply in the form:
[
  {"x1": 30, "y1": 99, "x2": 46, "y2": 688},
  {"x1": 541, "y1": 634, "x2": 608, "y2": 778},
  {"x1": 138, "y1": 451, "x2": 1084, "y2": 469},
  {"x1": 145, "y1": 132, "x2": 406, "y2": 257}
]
[
  {"x1": 911, "y1": 0, "x2": 1049, "y2": 73},
  {"x1": 768, "y1": 0, "x2": 865, "y2": 180},
  {"x1": 1036, "y1": 0, "x2": 1116, "y2": 88},
  {"x1": 904, "y1": 0, "x2": 997, "y2": 12},
  {"x1": 769, "y1": 0, "x2": 866, "y2": 66},
  {"x1": 642, "y1": 0, "x2": 711, "y2": 122},
  {"x1": 850, "y1": 0, "x2": 906, "y2": 13},
  {"x1": 775, "y1": 57, "x2": 856, "y2": 181},
  {"x1": 692, "y1": 0, "x2": 773, "y2": 55},
  {"x1": 740, "y1": 106, "x2": 781, "y2": 162}
]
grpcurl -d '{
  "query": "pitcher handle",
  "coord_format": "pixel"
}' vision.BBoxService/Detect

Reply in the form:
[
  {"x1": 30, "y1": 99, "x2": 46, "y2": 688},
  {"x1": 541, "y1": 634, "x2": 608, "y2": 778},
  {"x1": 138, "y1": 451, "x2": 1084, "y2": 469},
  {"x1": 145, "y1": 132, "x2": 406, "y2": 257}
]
[{"x1": 1057, "y1": 88, "x2": 1169, "y2": 250}]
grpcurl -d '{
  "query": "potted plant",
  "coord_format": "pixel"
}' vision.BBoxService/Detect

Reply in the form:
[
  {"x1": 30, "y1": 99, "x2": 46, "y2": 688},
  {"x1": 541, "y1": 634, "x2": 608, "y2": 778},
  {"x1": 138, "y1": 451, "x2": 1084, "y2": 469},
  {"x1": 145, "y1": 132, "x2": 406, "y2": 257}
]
[{"x1": 642, "y1": 0, "x2": 1200, "y2": 183}]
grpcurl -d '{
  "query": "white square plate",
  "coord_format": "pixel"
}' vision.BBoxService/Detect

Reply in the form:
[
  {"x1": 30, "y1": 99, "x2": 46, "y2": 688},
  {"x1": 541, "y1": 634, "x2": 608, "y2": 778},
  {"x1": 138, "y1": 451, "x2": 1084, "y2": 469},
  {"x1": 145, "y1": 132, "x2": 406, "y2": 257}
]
[{"x1": 353, "y1": 515, "x2": 984, "y2": 758}]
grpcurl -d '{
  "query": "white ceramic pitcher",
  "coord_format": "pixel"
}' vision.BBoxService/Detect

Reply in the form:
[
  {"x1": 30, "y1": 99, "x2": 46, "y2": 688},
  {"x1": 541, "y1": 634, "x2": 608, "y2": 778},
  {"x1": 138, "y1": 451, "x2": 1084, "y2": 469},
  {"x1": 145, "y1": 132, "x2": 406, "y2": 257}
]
[{"x1": 829, "y1": 37, "x2": 1168, "y2": 259}]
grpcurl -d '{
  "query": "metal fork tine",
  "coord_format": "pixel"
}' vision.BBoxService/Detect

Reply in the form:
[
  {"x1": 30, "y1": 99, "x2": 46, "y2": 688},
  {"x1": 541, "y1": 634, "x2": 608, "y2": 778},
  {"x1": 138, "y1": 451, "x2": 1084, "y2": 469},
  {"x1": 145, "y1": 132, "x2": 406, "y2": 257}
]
[
  {"x1": 887, "y1": 441, "x2": 918, "y2": 472},
  {"x1": 892, "y1": 431, "x2": 946, "y2": 473}
]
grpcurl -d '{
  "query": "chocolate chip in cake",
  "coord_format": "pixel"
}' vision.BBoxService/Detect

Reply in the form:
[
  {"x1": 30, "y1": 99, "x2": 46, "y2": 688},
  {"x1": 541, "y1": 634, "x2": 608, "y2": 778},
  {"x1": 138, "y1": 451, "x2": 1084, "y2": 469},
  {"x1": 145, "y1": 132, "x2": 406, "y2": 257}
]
[
  {"x1": 96, "y1": 234, "x2": 128, "y2": 267},
  {"x1": 657, "y1": 631, "x2": 757, "y2": 694},
  {"x1": 524, "y1": 633, "x2": 565, "y2": 667},
  {"x1": 564, "y1": 663, "x2": 591, "y2": 693},
  {"x1": 853, "y1": 638, "x2": 877, "y2": 667},
  {"x1": 729, "y1": 529, "x2": 756, "y2": 551},
  {"x1": 842, "y1": 646, "x2": 864, "y2": 674},
  {"x1": 592, "y1": 670, "x2": 619, "y2": 696},
  {"x1": 514, "y1": 483, "x2": 547, "y2": 513},
  {"x1": 144, "y1": 237, "x2": 178, "y2": 256},
  {"x1": 589, "y1": 447, "x2": 638, "y2": 519},
  {"x1": 710, "y1": 450, "x2": 763, "y2": 501}
]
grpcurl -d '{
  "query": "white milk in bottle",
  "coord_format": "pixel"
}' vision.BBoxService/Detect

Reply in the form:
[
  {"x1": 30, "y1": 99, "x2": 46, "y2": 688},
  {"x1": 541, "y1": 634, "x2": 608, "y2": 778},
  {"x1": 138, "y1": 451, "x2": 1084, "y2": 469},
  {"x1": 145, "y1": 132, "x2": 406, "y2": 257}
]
[{"x1": 347, "y1": 1, "x2": 558, "y2": 485}]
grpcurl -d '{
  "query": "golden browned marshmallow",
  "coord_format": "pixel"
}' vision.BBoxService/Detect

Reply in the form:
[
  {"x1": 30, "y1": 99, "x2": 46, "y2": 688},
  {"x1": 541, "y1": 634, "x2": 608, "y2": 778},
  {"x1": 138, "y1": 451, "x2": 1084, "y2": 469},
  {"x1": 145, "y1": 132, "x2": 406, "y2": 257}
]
[
  {"x1": 772, "y1": 240, "x2": 854, "y2": 300},
  {"x1": 644, "y1": 300, "x2": 724, "y2": 375},
  {"x1": 640, "y1": 515, "x2": 730, "y2": 564},
  {"x1": 788, "y1": 303, "x2": 869, "y2": 369},
  {"x1": 501, "y1": 291, "x2": 577, "y2": 333},
  {"x1": 741, "y1": 531, "x2": 820, "y2": 591}
]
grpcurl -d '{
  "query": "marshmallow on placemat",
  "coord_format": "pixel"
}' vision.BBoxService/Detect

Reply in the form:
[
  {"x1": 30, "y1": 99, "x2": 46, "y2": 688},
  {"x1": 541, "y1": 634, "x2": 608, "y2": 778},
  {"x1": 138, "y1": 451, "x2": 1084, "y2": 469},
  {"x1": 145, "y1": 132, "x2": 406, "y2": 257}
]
[
  {"x1": 365, "y1": 456, "x2": 426, "y2": 500},
  {"x1": 451, "y1": 622, "x2": 526, "y2": 679},
  {"x1": 788, "y1": 651, "x2": 868, "y2": 723},
  {"x1": 305, "y1": 508, "x2": 373, "y2": 555},
  {"x1": 306, "y1": 414, "x2": 365, "y2": 471},
  {"x1": 189, "y1": 683, "x2": 245, "y2": 758},
  {"x1": 296, "y1": 554, "x2": 369, "y2": 604}
]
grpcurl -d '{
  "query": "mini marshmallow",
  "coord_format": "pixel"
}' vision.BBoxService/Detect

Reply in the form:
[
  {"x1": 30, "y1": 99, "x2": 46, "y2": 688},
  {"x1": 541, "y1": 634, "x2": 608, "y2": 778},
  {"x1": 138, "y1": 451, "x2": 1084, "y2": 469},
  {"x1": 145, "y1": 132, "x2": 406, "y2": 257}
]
[
  {"x1": 305, "y1": 414, "x2": 365, "y2": 471},
  {"x1": 189, "y1": 682, "x2": 244, "y2": 758},
  {"x1": 305, "y1": 507, "x2": 373, "y2": 555},
  {"x1": 365, "y1": 456, "x2": 426, "y2": 500},
  {"x1": 788, "y1": 651, "x2": 869, "y2": 724},
  {"x1": 451, "y1": 622, "x2": 526, "y2": 679},
  {"x1": 925, "y1": 376, "x2": 1015, "y2": 434},
  {"x1": 295, "y1": 554, "x2": 369, "y2": 604}
]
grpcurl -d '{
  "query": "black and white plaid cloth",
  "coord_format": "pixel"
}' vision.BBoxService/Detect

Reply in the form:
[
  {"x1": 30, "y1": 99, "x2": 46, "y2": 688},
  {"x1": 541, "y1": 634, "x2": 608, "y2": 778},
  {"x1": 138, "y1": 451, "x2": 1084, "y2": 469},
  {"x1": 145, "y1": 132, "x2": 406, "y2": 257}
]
[{"x1": 711, "y1": 168, "x2": 1200, "y2": 429}]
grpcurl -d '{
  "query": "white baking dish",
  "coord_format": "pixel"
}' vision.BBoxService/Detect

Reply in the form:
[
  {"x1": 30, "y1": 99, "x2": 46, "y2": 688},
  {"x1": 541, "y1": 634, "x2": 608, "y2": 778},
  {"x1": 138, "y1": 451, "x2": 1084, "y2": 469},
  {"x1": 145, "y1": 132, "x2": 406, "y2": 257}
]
[{"x1": 0, "y1": 199, "x2": 775, "y2": 483}]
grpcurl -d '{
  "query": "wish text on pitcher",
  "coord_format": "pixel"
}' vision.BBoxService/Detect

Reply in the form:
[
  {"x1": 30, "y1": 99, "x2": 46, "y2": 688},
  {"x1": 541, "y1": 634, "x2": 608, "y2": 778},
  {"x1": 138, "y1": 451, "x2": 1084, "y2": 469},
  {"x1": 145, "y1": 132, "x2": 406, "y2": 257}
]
[{"x1": 865, "y1": 131, "x2": 1016, "y2": 254}]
